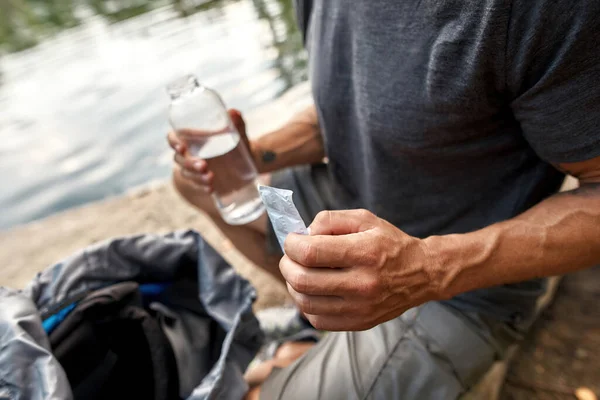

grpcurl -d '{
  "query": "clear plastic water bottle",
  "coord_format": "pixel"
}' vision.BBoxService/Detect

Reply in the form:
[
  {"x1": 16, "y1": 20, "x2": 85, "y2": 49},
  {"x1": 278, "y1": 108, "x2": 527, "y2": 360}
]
[{"x1": 167, "y1": 75, "x2": 265, "y2": 225}]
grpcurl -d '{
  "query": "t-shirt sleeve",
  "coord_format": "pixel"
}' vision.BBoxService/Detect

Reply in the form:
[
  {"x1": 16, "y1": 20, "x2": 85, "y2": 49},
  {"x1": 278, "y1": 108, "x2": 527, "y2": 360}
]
[{"x1": 507, "y1": 0, "x2": 600, "y2": 164}]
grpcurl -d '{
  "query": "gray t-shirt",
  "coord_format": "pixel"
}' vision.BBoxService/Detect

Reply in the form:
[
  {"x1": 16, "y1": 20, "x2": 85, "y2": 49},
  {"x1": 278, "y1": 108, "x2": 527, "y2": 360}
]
[{"x1": 297, "y1": 0, "x2": 600, "y2": 323}]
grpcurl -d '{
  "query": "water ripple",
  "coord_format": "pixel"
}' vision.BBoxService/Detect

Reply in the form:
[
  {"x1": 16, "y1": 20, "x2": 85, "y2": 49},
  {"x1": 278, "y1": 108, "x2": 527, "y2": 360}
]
[{"x1": 0, "y1": 0, "x2": 307, "y2": 230}]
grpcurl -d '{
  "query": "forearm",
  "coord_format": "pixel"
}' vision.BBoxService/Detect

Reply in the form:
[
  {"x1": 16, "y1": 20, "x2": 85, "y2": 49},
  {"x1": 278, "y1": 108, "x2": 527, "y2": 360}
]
[
  {"x1": 426, "y1": 181, "x2": 600, "y2": 299},
  {"x1": 250, "y1": 105, "x2": 325, "y2": 174}
]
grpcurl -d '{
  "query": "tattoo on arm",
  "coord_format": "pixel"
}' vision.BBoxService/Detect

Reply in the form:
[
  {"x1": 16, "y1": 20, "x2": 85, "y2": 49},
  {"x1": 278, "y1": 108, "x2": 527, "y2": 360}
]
[{"x1": 261, "y1": 150, "x2": 277, "y2": 164}]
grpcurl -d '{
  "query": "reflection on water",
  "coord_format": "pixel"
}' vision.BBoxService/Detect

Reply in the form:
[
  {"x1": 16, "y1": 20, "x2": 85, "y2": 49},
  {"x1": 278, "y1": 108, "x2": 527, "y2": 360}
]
[{"x1": 0, "y1": 0, "x2": 307, "y2": 230}]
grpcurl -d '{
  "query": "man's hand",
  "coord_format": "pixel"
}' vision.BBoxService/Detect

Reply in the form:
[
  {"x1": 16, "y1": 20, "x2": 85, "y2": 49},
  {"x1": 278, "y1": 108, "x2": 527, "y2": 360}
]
[
  {"x1": 280, "y1": 209, "x2": 441, "y2": 331},
  {"x1": 279, "y1": 156, "x2": 600, "y2": 333},
  {"x1": 168, "y1": 105, "x2": 324, "y2": 192},
  {"x1": 168, "y1": 109, "x2": 252, "y2": 194}
]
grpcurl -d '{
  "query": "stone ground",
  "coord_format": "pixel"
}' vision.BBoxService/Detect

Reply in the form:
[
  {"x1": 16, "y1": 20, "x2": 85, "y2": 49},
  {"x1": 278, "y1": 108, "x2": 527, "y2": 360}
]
[{"x1": 501, "y1": 265, "x2": 600, "y2": 400}]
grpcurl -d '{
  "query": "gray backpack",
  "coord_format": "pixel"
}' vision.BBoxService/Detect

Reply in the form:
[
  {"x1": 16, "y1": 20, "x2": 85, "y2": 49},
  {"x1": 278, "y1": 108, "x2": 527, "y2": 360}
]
[{"x1": 0, "y1": 230, "x2": 264, "y2": 400}]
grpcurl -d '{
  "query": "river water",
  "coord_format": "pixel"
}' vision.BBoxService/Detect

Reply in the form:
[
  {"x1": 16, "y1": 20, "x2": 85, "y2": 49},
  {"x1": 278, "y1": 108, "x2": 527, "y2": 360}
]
[{"x1": 0, "y1": 0, "x2": 307, "y2": 230}]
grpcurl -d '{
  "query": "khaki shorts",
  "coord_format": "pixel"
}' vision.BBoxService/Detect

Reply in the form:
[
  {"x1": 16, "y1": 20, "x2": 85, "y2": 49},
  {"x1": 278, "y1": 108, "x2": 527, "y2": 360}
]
[{"x1": 260, "y1": 301, "x2": 519, "y2": 400}]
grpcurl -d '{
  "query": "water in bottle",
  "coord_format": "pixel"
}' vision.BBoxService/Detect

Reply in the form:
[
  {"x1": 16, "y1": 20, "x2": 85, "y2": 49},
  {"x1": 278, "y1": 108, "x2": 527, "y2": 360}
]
[{"x1": 167, "y1": 75, "x2": 265, "y2": 225}]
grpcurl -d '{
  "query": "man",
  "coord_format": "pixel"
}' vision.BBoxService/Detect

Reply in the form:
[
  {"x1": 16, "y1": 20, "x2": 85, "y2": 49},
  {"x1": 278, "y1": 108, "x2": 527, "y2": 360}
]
[{"x1": 168, "y1": 0, "x2": 600, "y2": 398}]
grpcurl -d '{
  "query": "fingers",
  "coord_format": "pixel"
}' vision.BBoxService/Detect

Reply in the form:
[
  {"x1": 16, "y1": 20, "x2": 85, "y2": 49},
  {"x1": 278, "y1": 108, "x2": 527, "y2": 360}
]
[
  {"x1": 181, "y1": 170, "x2": 214, "y2": 191},
  {"x1": 284, "y1": 232, "x2": 379, "y2": 268},
  {"x1": 167, "y1": 131, "x2": 186, "y2": 154},
  {"x1": 228, "y1": 109, "x2": 247, "y2": 137},
  {"x1": 173, "y1": 166, "x2": 212, "y2": 192},
  {"x1": 286, "y1": 282, "x2": 352, "y2": 316},
  {"x1": 170, "y1": 110, "x2": 247, "y2": 193},
  {"x1": 170, "y1": 131, "x2": 213, "y2": 190},
  {"x1": 228, "y1": 108, "x2": 254, "y2": 155},
  {"x1": 302, "y1": 313, "x2": 377, "y2": 332},
  {"x1": 280, "y1": 255, "x2": 349, "y2": 295},
  {"x1": 173, "y1": 153, "x2": 208, "y2": 174},
  {"x1": 279, "y1": 255, "x2": 378, "y2": 296},
  {"x1": 309, "y1": 209, "x2": 378, "y2": 235},
  {"x1": 170, "y1": 109, "x2": 246, "y2": 152},
  {"x1": 173, "y1": 154, "x2": 213, "y2": 191}
]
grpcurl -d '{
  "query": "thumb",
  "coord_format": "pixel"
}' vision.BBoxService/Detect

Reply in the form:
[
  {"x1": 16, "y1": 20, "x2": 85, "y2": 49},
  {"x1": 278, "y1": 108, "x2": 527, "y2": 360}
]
[
  {"x1": 309, "y1": 209, "x2": 377, "y2": 236},
  {"x1": 228, "y1": 109, "x2": 247, "y2": 139},
  {"x1": 228, "y1": 108, "x2": 253, "y2": 154}
]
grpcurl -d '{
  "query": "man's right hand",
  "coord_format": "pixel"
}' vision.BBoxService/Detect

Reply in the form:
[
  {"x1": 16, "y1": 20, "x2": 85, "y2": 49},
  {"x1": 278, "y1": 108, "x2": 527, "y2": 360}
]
[
  {"x1": 167, "y1": 109, "x2": 251, "y2": 194},
  {"x1": 168, "y1": 104, "x2": 324, "y2": 194}
]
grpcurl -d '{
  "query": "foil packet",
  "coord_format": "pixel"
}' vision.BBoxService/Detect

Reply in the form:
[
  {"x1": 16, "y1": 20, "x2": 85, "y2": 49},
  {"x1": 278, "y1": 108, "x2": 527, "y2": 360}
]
[{"x1": 258, "y1": 185, "x2": 308, "y2": 252}]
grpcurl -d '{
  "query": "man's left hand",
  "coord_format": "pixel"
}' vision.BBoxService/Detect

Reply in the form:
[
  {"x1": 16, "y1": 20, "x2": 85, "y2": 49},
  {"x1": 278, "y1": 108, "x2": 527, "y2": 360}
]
[{"x1": 281, "y1": 209, "x2": 442, "y2": 331}]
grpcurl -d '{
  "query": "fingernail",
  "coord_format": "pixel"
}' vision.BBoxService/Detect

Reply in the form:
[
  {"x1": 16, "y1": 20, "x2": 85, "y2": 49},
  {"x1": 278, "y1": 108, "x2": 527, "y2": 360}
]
[
  {"x1": 193, "y1": 161, "x2": 203, "y2": 171},
  {"x1": 174, "y1": 144, "x2": 182, "y2": 152}
]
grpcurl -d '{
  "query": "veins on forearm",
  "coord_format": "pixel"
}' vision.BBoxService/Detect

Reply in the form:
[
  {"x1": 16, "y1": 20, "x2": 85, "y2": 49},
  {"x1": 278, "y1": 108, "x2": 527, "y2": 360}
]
[{"x1": 433, "y1": 180, "x2": 600, "y2": 297}]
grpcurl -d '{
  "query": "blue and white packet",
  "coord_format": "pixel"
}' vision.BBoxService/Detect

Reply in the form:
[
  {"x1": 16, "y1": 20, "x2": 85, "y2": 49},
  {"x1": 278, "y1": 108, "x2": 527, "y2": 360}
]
[{"x1": 258, "y1": 185, "x2": 308, "y2": 252}]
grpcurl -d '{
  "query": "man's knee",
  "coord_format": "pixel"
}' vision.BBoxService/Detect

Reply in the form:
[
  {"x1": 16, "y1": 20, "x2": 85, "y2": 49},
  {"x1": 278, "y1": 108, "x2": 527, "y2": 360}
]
[{"x1": 258, "y1": 303, "x2": 503, "y2": 400}]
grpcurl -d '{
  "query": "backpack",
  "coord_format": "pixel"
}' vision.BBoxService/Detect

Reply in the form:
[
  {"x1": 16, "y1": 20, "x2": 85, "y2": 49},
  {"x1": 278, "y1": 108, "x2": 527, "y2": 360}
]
[{"x1": 0, "y1": 230, "x2": 264, "y2": 400}]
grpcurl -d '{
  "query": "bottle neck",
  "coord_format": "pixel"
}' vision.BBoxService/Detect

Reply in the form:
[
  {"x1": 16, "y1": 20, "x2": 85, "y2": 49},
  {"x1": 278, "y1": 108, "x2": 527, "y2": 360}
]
[{"x1": 167, "y1": 75, "x2": 204, "y2": 100}]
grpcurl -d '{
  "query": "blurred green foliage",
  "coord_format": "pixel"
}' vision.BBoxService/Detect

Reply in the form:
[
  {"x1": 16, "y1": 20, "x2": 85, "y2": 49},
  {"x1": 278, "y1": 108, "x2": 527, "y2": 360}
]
[
  {"x1": 252, "y1": 0, "x2": 307, "y2": 91},
  {"x1": 0, "y1": 0, "x2": 294, "y2": 53},
  {"x1": 1, "y1": 0, "x2": 80, "y2": 53}
]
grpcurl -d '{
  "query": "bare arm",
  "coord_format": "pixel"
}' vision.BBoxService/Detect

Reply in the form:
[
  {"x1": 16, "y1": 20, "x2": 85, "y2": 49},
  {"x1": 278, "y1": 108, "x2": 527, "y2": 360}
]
[
  {"x1": 250, "y1": 105, "x2": 325, "y2": 174},
  {"x1": 427, "y1": 156, "x2": 600, "y2": 300},
  {"x1": 276, "y1": 155, "x2": 600, "y2": 331}
]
